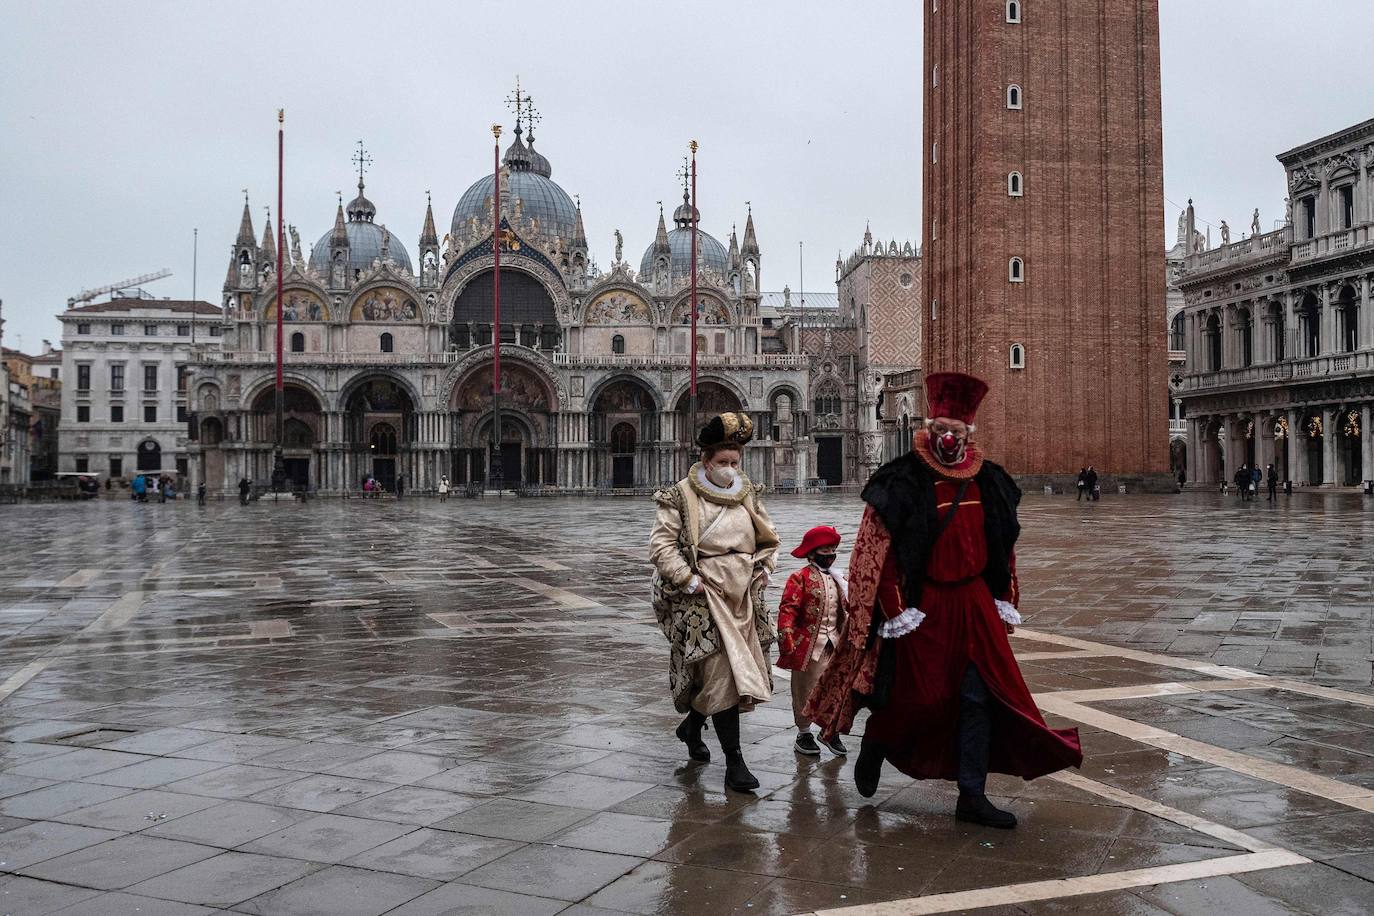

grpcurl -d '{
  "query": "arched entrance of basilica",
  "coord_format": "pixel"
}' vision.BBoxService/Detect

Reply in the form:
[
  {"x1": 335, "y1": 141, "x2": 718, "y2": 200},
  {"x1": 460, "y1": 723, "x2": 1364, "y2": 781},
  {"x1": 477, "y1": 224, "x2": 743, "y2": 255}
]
[
  {"x1": 450, "y1": 359, "x2": 558, "y2": 486},
  {"x1": 249, "y1": 384, "x2": 323, "y2": 490},
  {"x1": 344, "y1": 376, "x2": 414, "y2": 492},
  {"x1": 590, "y1": 376, "x2": 659, "y2": 488},
  {"x1": 674, "y1": 380, "x2": 745, "y2": 479}
]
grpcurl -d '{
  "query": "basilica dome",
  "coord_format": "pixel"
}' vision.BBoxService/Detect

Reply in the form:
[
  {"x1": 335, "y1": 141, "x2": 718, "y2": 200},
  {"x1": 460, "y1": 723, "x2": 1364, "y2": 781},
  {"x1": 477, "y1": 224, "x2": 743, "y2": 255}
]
[
  {"x1": 640, "y1": 194, "x2": 729, "y2": 282},
  {"x1": 451, "y1": 129, "x2": 578, "y2": 249},
  {"x1": 309, "y1": 181, "x2": 412, "y2": 275}
]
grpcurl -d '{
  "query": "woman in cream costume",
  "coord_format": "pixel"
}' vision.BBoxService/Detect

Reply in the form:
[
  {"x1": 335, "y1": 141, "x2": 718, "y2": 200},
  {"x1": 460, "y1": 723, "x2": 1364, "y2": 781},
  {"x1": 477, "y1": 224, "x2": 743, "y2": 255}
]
[{"x1": 650, "y1": 411, "x2": 780, "y2": 792}]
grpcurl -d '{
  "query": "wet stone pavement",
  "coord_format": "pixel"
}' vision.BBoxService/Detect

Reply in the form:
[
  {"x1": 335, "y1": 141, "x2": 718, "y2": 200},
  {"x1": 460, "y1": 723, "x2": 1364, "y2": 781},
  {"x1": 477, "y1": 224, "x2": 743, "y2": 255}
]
[{"x1": 0, "y1": 490, "x2": 1371, "y2": 915}]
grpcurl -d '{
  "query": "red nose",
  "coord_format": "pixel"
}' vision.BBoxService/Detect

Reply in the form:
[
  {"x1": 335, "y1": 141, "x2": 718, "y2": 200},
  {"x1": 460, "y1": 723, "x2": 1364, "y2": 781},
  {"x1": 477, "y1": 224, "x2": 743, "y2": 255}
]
[{"x1": 940, "y1": 433, "x2": 957, "y2": 447}]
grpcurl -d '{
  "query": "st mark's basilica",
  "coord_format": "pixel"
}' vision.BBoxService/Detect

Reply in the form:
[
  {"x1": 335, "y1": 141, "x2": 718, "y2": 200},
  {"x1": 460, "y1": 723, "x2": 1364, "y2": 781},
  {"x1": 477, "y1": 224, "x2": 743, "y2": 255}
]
[{"x1": 189, "y1": 105, "x2": 921, "y2": 495}]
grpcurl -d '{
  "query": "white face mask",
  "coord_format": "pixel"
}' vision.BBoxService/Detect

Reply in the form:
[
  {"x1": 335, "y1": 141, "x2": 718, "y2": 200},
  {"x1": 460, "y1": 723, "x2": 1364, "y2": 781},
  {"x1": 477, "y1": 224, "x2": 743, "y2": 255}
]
[{"x1": 707, "y1": 465, "x2": 738, "y2": 487}]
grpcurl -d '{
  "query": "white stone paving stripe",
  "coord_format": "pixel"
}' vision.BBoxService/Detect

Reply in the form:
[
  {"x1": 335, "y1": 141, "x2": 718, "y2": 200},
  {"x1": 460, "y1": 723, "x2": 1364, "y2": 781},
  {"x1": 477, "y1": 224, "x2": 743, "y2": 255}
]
[
  {"x1": 1012, "y1": 628, "x2": 1263, "y2": 680},
  {"x1": 810, "y1": 850, "x2": 1310, "y2": 916},
  {"x1": 0, "y1": 659, "x2": 53, "y2": 703},
  {"x1": 81, "y1": 590, "x2": 147, "y2": 633}
]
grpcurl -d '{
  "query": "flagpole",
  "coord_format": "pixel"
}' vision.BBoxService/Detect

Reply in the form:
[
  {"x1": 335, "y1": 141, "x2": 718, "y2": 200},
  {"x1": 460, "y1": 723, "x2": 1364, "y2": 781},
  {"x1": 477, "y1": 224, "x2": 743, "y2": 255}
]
[
  {"x1": 489, "y1": 123, "x2": 504, "y2": 492},
  {"x1": 191, "y1": 228, "x2": 198, "y2": 346},
  {"x1": 688, "y1": 140, "x2": 699, "y2": 449},
  {"x1": 270, "y1": 109, "x2": 286, "y2": 494},
  {"x1": 798, "y1": 240, "x2": 805, "y2": 354}
]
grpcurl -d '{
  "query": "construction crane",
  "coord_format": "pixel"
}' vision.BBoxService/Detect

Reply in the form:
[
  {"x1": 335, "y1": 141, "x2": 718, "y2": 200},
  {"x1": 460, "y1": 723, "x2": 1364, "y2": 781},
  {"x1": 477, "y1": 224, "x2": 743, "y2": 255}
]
[{"x1": 67, "y1": 269, "x2": 173, "y2": 306}]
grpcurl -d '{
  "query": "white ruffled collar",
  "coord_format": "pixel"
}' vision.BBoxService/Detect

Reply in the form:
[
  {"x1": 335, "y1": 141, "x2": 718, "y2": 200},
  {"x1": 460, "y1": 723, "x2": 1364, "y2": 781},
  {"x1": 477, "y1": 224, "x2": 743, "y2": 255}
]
[{"x1": 695, "y1": 465, "x2": 743, "y2": 497}]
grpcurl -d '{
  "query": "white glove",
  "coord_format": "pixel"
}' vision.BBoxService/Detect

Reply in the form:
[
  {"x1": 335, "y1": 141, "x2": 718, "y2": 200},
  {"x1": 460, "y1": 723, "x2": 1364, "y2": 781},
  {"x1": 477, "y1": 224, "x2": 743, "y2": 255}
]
[{"x1": 684, "y1": 575, "x2": 701, "y2": 595}]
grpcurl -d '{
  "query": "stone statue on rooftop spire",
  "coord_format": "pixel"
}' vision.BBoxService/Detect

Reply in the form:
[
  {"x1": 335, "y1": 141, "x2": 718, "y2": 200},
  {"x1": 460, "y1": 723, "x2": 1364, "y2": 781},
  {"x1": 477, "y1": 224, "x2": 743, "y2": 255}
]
[
  {"x1": 1284, "y1": 197, "x2": 1292, "y2": 225},
  {"x1": 614, "y1": 229, "x2": 623, "y2": 263},
  {"x1": 289, "y1": 225, "x2": 303, "y2": 268},
  {"x1": 1219, "y1": 220, "x2": 1230, "y2": 246},
  {"x1": 1250, "y1": 209, "x2": 1261, "y2": 236}
]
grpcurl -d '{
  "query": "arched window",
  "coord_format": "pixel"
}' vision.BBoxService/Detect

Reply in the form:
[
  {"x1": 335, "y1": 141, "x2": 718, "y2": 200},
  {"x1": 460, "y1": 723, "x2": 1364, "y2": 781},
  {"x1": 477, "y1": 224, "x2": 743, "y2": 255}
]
[
  {"x1": 380, "y1": 333, "x2": 394, "y2": 353},
  {"x1": 1008, "y1": 171, "x2": 1023, "y2": 196},
  {"x1": 932, "y1": 140, "x2": 938, "y2": 163},
  {"x1": 1009, "y1": 343, "x2": 1026, "y2": 369},
  {"x1": 1006, "y1": 1, "x2": 1021, "y2": 22},
  {"x1": 1007, "y1": 84, "x2": 1022, "y2": 109},
  {"x1": 1009, "y1": 257, "x2": 1025, "y2": 282},
  {"x1": 290, "y1": 332, "x2": 305, "y2": 353},
  {"x1": 611, "y1": 334, "x2": 625, "y2": 355},
  {"x1": 1169, "y1": 312, "x2": 1185, "y2": 351},
  {"x1": 815, "y1": 384, "x2": 842, "y2": 418}
]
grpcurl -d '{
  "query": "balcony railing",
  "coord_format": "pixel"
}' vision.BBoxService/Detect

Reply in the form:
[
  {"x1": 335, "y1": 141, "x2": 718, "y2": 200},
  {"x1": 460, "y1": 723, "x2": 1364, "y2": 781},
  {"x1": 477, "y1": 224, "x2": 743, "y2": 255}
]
[
  {"x1": 1291, "y1": 225, "x2": 1373, "y2": 265},
  {"x1": 552, "y1": 352, "x2": 808, "y2": 369},
  {"x1": 1182, "y1": 226, "x2": 1291, "y2": 276},
  {"x1": 1180, "y1": 350, "x2": 1372, "y2": 393}
]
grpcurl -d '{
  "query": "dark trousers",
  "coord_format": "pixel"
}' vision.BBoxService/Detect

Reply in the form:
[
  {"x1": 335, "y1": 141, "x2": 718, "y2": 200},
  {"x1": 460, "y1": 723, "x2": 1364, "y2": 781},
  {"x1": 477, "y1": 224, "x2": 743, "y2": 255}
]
[
  {"x1": 957, "y1": 664, "x2": 992, "y2": 795},
  {"x1": 1268, "y1": 483, "x2": 1277, "y2": 500}
]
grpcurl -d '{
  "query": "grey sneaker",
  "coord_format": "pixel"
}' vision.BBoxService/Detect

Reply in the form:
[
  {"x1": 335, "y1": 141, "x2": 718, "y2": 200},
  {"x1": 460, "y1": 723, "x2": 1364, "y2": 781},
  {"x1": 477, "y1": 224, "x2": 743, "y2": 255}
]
[
  {"x1": 793, "y1": 732, "x2": 821, "y2": 756},
  {"x1": 821, "y1": 733, "x2": 847, "y2": 756}
]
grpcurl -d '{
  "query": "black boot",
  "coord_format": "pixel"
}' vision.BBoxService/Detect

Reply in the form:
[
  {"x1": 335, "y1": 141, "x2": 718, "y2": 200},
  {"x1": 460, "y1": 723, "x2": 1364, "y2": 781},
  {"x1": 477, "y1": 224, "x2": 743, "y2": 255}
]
[
  {"x1": 675, "y1": 709, "x2": 710, "y2": 763},
  {"x1": 854, "y1": 735, "x2": 884, "y2": 798},
  {"x1": 711, "y1": 705, "x2": 759, "y2": 793},
  {"x1": 956, "y1": 792, "x2": 1017, "y2": 829}
]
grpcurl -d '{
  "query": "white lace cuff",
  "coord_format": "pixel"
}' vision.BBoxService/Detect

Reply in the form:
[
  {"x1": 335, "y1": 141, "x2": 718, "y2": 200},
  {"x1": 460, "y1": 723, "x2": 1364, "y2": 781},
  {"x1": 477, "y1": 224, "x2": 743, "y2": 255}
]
[
  {"x1": 879, "y1": 607, "x2": 925, "y2": 638},
  {"x1": 995, "y1": 600, "x2": 1022, "y2": 626},
  {"x1": 686, "y1": 575, "x2": 701, "y2": 594}
]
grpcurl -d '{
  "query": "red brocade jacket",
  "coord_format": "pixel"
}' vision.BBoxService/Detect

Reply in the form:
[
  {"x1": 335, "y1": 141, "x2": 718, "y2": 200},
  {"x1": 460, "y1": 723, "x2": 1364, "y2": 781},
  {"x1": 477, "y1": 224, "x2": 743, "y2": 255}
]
[{"x1": 775, "y1": 565, "x2": 848, "y2": 670}]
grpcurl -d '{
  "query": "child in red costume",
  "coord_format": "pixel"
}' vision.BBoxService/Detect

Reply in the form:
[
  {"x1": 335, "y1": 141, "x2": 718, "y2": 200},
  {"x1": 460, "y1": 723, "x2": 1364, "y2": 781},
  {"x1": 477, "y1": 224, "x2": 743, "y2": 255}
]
[
  {"x1": 776, "y1": 526, "x2": 849, "y2": 757},
  {"x1": 805, "y1": 372, "x2": 1082, "y2": 829}
]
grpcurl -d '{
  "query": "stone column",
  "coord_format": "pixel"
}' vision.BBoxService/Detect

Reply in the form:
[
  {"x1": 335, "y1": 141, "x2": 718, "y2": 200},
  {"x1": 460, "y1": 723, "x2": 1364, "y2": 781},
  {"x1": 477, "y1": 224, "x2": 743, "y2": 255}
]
[
  {"x1": 1360, "y1": 275, "x2": 1372, "y2": 352},
  {"x1": 1186, "y1": 417, "x2": 1202, "y2": 485},
  {"x1": 1257, "y1": 414, "x2": 1275, "y2": 474},
  {"x1": 1286, "y1": 409, "x2": 1303, "y2": 485},
  {"x1": 1322, "y1": 286, "x2": 1338, "y2": 356},
  {"x1": 1323, "y1": 407, "x2": 1339, "y2": 485},
  {"x1": 1362, "y1": 403, "x2": 1373, "y2": 485}
]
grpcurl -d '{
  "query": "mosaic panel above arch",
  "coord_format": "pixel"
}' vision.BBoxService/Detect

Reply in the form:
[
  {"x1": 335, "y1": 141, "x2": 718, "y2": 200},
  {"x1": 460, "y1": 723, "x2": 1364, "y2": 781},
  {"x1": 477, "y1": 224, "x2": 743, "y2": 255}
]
[
  {"x1": 352, "y1": 286, "x2": 421, "y2": 322},
  {"x1": 670, "y1": 295, "x2": 730, "y2": 326},
  {"x1": 454, "y1": 361, "x2": 552, "y2": 412},
  {"x1": 265, "y1": 290, "x2": 329, "y2": 322},
  {"x1": 584, "y1": 289, "x2": 653, "y2": 325}
]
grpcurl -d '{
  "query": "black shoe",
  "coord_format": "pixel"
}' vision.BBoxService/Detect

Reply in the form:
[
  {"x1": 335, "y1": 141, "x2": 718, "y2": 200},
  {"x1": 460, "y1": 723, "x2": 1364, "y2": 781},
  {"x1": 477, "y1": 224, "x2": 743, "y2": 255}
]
[
  {"x1": 955, "y1": 792, "x2": 1018, "y2": 829},
  {"x1": 821, "y1": 734, "x2": 847, "y2": 756},
  {"x1": 854, "y1": 740, "x2": 883, "y2": 798},
  {"x1": 793, "y1": 732, "x2": 821, "y2": 756},
  {"x1": 676, "y1": 712, "x2": 710, "y2": 763},
  {"x1": 724, "y1": 753, "x2": 760, "y2": 793}
]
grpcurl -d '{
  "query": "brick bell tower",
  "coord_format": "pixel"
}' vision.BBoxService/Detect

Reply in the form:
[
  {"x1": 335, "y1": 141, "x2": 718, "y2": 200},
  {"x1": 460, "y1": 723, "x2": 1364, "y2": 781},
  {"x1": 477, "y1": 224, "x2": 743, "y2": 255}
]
[{"x1": 921, "y1": 0, "x2": 1170, "y2": 486}]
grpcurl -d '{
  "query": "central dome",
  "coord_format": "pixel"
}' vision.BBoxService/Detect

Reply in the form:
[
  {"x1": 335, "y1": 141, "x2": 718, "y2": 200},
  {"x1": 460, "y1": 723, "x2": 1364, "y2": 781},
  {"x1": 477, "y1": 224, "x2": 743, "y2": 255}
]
[
  {"x1": 640, "y1": 193, "x2": 729, "y2": 281},
  {"x1": 451, "y1": 129, "x2": 578, "y2": 249},
  {"x1": 309, "y1": 181, "x2": 412, "y2": 275}
]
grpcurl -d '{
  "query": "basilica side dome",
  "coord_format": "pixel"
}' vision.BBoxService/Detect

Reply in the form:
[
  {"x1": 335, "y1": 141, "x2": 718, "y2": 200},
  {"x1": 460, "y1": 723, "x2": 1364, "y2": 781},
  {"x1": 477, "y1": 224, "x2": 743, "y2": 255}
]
[
  {"x1": 640, "y1": 193, "x2": 729, "y2": 282},
  {"x1": 309, "y1": 180, "x2": 412, "y2": 275}
]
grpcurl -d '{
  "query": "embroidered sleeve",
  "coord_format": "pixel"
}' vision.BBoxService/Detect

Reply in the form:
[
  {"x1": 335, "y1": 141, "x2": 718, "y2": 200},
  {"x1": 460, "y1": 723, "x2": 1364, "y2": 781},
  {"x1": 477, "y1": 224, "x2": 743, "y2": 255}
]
[
  {"x1": 749, "y1": 487, "x2": 780, "y2": 575},
  {"x1": 875, "y1": 549, "x2": 906, "y2": 622},
  {"x1": 1001, "y1": 550, "x2": 1020, "y2": 608},
  {"x1": 648, "y1": 496, "x2": 694, "y2": 587},
  {"x1": 776, "y1": 571, "x2": 806, "y2": 657}
]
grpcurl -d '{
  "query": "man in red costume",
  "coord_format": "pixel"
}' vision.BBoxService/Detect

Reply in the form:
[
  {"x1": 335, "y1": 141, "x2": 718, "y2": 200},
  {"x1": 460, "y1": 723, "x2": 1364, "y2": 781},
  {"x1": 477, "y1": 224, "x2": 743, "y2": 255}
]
[{"x1": 805, "y1": 372, "x2": 1081, "y2": 828}]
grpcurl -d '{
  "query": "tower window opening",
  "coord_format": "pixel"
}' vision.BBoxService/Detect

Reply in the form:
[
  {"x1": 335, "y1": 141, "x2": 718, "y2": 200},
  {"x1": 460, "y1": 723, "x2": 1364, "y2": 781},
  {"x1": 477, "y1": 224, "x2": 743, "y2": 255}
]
[
  {"x1": 1009, "y1": 343, "x2": 1026, "y2": 369},
  {"x1": 1009, "y1": 257, "x2": 1025, "y2": 282},
  {"x1": 1006, "y1": 1, "x2": 1021, "y2": 22},
  {"x1": 1008, "y1": 171, "x2": 1023, "y2": 196},
  {"x1": 1007, "y1": 84, "x2": 1022, "y2": 109}
]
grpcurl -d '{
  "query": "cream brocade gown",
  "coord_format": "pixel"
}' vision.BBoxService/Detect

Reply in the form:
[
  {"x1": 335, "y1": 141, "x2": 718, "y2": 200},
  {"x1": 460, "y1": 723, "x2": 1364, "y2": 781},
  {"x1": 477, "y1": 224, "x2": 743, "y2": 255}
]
[{"x1": 650, "y1": 470, "x2": 777, "y2": 715}]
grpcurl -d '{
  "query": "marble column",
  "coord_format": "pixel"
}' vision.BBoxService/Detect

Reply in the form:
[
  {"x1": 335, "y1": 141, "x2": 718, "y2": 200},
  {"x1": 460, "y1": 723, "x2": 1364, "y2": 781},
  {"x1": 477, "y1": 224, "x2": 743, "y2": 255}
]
[
  {"x1": 1287, "y1": 409, "x2": 1306, "y2": 485},
  {"x1": 1323, "y1": 407, "x2": 1339, "y2": 486},
  {"x1": 1257, "y1": 415, "x2": 1275, "y2": 474},
  {"x1": 1362, "y1": 404, "x2": 1373, "y2": 485}
]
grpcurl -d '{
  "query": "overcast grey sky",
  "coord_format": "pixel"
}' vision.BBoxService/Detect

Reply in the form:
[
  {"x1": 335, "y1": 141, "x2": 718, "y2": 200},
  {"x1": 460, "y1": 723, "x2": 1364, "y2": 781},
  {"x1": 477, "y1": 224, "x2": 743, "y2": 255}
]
[{"x1": 1, "y1": 1, "x2": 1368, "y2": 352}]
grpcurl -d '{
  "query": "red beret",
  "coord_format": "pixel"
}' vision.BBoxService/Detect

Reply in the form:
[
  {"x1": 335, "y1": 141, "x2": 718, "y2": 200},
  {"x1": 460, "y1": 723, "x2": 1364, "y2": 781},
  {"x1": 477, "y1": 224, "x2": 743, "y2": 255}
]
[
  {"x1": 925, "y1": 372, "x2": 989, "y2": 425},
  {"x1": 792, "y1": 525, "x2": 842, "y2": 558}
]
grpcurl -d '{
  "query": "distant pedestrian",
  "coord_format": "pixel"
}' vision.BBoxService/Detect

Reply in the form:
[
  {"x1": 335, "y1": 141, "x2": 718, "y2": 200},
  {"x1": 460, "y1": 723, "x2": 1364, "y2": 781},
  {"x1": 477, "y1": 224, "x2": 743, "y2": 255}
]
[
  {"x1": 438, "y1": 475, "x2": 450, "y2": 502},
  {"x1": 1085, "y1": 466, "x2": 1100, "y2": 501},
  {"x1": 197, "y1": 481, "x2": 207, "y2": 506},
  {"x1": 363, "y1": 476, "x2": 374, "y2": 497},
  {"x1": 1076, "y1": 468, "x2": 1087, "y2": 501},
  {"x1": 1234, "y1": 465, "x2": 1249, "y2": 501},
  {"x1": 238, "y1": 476, "x2": 251, "y2": 505},
  {"x1": 1250, "y1": 466, "x2": 1262, "y2": 500},
  {"x1": 1266, "y1": 463, "x2": 1278, "y2": 501},
  {"x1": 395, "y1": 474, "x2": 405, "y2": 499},
  {"x1": 159, "y1": 475, "x2": 170, "y2": 503},
  {"x1": 132, "y1": 474, "x2": 147, "y2": 502},
  {"x1": 1176, "y1": 468, "x2": 1186, "y2": 492}
]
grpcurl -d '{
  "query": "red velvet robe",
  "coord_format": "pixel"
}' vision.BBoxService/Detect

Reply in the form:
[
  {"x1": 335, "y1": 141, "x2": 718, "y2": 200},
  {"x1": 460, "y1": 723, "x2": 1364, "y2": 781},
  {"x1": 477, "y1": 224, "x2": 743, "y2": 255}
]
[{"x1": 806, "y1": 476, "x2": 1081, "y2": 783}]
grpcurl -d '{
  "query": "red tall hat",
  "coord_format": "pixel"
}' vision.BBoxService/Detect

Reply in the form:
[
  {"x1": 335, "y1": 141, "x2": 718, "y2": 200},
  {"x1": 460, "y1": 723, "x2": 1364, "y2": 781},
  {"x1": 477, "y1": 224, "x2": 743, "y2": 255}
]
[
  {"x1": 924, "y1": 372, "x2": 989, "y2": 425},
  {"x1": 792, "y1": 525, "x2": 841, "y2": 558}
]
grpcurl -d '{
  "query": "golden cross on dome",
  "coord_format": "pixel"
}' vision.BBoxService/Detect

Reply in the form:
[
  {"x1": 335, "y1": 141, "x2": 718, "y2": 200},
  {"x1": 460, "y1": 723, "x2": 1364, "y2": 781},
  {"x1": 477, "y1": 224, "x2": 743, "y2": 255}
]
[{"x1": 352, "y1": 140, "x2": 372, "y2": 183}]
